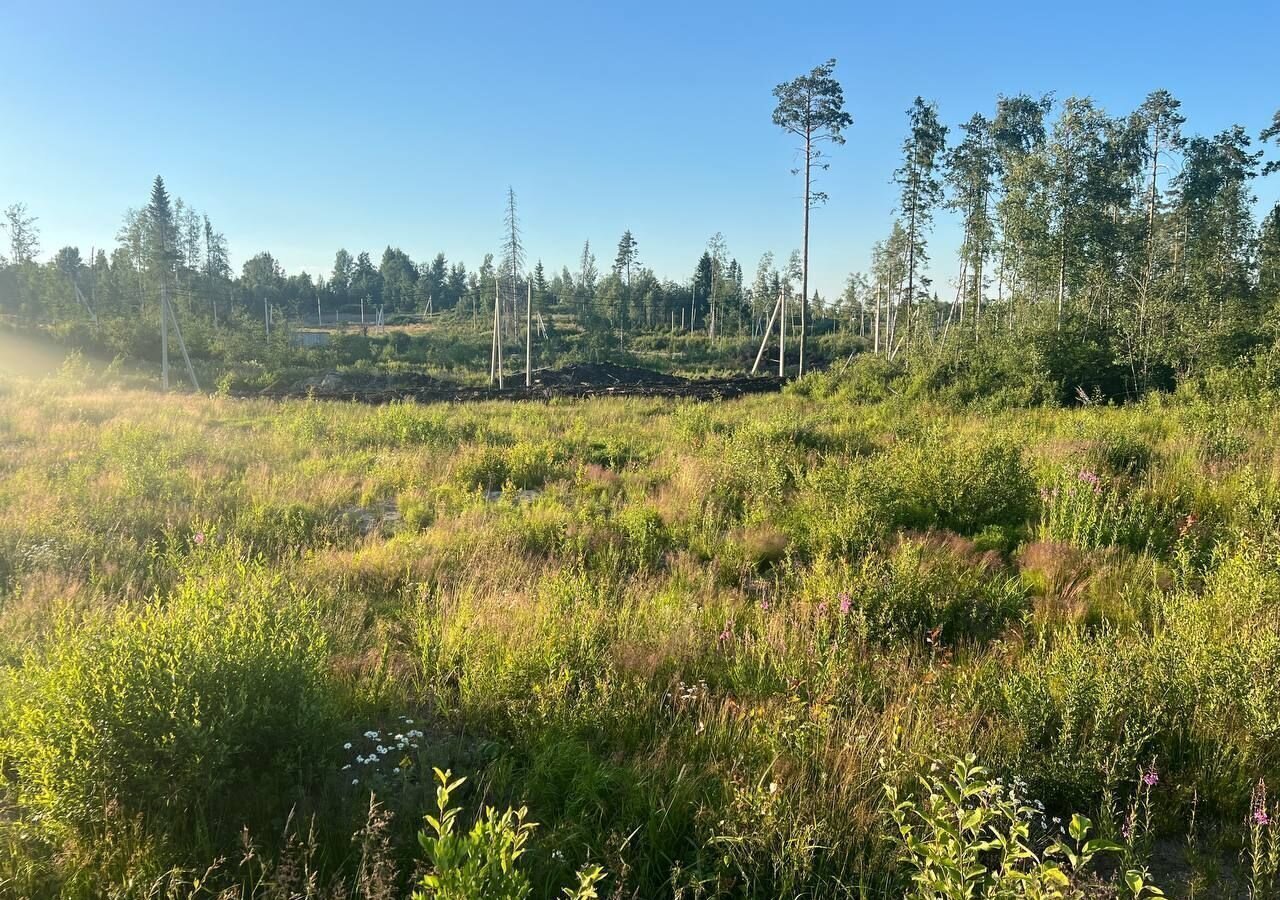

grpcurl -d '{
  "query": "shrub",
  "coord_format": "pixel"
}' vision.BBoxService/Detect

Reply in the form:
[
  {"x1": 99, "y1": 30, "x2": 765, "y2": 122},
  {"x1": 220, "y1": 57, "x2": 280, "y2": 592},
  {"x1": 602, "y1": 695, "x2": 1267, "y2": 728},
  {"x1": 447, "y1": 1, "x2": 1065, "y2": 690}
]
[
  {"x1": 1, "y1": 553, "x2": 336, "y2": 841},
  {"x1": 454, "y1": 441, "x2": 563, "y2": 492},
  {"x1": 413, "y1": 768, "x2": 606, "y2": 900},
  {"x1": 852, "y1": 537, "x2": 1029, "y2": 645},
  {"x1": 875, "y1": 434, "x2": 1037, "y2": 538},
  {"x1": 886, "y1": 755, "x2": 1159, "y2": 899},
  {"x1": 1087, "y1": 426, "x2": 1157, "y2": 478}
]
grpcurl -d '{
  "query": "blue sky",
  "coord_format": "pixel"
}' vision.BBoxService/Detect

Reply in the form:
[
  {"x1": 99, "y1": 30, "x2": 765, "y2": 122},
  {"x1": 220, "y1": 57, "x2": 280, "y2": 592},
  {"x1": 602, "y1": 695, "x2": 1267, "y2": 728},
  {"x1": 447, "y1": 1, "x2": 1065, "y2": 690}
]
[{"x1": 3, "y1": 0, "x2": 1278, "y2": 300}]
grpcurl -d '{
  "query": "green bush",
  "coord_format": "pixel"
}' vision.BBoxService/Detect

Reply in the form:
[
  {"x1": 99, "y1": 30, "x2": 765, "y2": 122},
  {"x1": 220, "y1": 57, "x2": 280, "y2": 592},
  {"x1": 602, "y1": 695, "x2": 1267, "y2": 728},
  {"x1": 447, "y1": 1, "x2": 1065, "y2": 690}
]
[
  {"x1": 1, "y1": 552, "x2": 336, "y2": 841},
  {"x1": 875, "y1": 433, "x2": 1037, "y2": 537},
  {"x1": 852, "y1": 538, "x2": 1029, "y2": 644},
  {"x1": 886, "y1": 755, "x2": 1157, "y2": 899},
  {"x1": 1088, "y1": 426, "x2": 1157, "y2": 478}
]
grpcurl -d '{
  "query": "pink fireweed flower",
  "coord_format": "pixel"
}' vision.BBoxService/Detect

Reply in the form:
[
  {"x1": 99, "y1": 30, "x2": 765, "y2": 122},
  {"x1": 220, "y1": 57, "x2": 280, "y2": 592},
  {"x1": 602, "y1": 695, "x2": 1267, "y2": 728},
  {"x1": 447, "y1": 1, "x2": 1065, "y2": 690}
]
[
  {"x1": 1142, "y1": 763, "x2": 1159, "y2": 787},
  {"x1": 1251, "y1": 779, "x2": 1270, "y2": 827},
  {"x1": 718, "y1": 621, "x2": 734, "y2": 645},
  {"x1": 1077, "y1": 469, "x2": 1102, "y2": 493},
  {"x1": 838, "y1": 592, "x2": 852, "y2": 615},
  {"x1": 760, "y1": 599, "x2": 770, "y2": 611},
  {"x1": 193, "y1": 531, "x2": 205, "y2": 546},
  {"x1": 816, "y1": 601, "x2": 828, "y2": 617}
]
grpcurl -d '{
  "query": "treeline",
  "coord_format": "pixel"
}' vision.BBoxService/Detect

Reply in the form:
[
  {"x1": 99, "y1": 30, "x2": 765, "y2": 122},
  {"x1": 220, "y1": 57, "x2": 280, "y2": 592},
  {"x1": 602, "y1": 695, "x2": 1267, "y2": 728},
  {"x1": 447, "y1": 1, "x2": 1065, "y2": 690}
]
[
  {"x1": 2, "y1": 85, "x2": 1279, "y2": 398},
  {"x1": 846, "y1": 92, "x2": 1280, "y2": 395}
]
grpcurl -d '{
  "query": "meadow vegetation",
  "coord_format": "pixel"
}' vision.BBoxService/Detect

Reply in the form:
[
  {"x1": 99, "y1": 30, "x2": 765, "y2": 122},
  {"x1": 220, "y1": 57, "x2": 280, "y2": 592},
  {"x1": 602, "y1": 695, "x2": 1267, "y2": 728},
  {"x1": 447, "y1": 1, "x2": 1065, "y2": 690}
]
[{"x1": 1, "y1": 360, "x2": 1278, "y2": 898}]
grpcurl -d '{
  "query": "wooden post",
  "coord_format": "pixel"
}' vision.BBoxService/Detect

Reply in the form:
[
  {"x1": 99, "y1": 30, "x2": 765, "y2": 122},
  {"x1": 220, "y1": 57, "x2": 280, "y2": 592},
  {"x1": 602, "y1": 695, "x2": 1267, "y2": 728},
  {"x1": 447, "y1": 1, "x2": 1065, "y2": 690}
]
[
  {"x1": 167, "y1": 294, "x2": 200, "y2": 391},
  {"x1": 160, "y1": 279, "x2": 170, "y2": 390},
  {"x1": 751, "y1": 290, "x2": 784, "y2": 375},
  {"x1": 525, "y1": 282, "x2": 532, "y2": 387},
  {"x1": 494, "y1": 287, "x2": 504, "y2": 388},
  {"x1": 778, "y1": 287, "x2": 786, "y2": 378}
]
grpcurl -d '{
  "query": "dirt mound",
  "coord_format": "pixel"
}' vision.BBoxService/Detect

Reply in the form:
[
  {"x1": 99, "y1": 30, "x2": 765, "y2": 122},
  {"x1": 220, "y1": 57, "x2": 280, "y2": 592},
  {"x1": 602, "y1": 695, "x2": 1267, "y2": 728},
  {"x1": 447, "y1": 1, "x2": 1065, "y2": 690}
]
[
  {"x1": 253, "y1": 364, "x2": 784, "y2": 405},
  {"x1": 288, "y1": 370, "x2": 441, "y2": 395},
  {"x1": 534, "y1": 363, "x2": 685, "y2": 387}
]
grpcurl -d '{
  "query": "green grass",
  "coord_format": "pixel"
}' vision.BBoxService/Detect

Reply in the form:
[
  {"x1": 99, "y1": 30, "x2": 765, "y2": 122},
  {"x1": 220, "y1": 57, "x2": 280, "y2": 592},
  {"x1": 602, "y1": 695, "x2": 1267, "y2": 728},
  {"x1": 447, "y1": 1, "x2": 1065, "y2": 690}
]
[{"x1": 0, "y1": 372, "x2": 1277, "y2": 898}]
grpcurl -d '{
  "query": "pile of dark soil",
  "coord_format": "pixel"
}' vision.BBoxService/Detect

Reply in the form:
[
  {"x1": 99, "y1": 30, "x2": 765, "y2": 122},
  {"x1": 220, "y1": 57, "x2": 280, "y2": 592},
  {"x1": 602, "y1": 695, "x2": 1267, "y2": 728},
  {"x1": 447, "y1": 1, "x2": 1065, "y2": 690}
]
[{"x1": 251, "y1": 364, "x2": 783, "y2": 404}]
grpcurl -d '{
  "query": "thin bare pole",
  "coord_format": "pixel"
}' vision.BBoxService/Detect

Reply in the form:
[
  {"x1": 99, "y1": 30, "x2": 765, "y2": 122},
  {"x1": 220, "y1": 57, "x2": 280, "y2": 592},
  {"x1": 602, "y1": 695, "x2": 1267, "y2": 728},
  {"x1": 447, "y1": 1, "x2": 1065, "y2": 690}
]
[
  {"x1": 490, "y1": 287, "x2": 498, "y2": 385},
  {"x1": 525, "y1": 282, "x2": 532, "y2": 387},
  {"x1": 160, "y1": 278, "x2": 170, "y2": 390},
  {"x1": 166, "y1": 295, "x2": 200, "y2": 391},
  {"x1": 751, "y1": 290, "x2": 783, "y2": 374},
  {"x1": 778, "y1": 287, "x2": 787, "y2": 377},
  {"x1": 874, "y1": 277, "x2": 882, "y2": 355},
  {"x1": 494, "y1": 287, "x2": 504, "y2": 389}
]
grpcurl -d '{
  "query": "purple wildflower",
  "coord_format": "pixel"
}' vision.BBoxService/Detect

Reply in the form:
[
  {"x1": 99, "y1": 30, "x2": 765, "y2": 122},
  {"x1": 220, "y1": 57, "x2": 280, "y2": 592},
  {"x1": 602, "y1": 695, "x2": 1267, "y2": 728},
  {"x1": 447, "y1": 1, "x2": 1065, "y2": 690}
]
[
  {"x1": 1251, "y1": 779, "x2": 1270, "y2": 827},
  {"x1": 718, "y1": 621, "x2": 734, "y2": 645},
  {"x1": 1142, "y1": 763, "x2": 1159, "y2": 787},
  {"x1": 193, "y1": 531, "x2": 205, "y2": 546},
  {"x1": 838, "y1": 592, "x2": 852, "y2": 615}
]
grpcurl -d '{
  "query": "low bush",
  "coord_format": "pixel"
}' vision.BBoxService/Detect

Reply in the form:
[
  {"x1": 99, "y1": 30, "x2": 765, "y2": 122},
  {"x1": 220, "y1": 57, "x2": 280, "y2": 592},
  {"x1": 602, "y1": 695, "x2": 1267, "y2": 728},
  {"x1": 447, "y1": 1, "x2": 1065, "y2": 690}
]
[{"x1": 0, "y1": 550, "x2": 336, "y2": 844}]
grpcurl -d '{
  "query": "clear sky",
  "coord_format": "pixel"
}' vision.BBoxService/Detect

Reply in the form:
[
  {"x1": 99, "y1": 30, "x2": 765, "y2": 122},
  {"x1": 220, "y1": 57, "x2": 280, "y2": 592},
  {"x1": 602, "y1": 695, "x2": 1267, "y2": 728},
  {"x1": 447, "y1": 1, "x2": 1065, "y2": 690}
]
[{"x1": 3, "y1": 0, "x2": 1278, "y2": 300}]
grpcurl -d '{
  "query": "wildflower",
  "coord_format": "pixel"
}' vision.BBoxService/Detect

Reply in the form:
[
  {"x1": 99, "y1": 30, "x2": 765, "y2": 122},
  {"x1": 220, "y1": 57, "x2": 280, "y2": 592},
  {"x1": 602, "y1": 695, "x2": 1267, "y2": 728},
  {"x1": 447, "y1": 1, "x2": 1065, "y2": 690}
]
[
  {"x1": 1251, "y1": 779, "x2": 1270, "y2": 827},
  {"x1": 718, "y1": 621, "x2": 734, "y2": 645},
  {"x1": 193, "y1": 531, "x2": 205, "y2": 545},
  {"x1": 1142, "y1": 763, "x2": 1159, "y2": 787},
  {"x1": 393, "y1": 767, "x2": 401, "y2": 774},
  {"x1": 816, "y1": 601, "x2": 828, "y2": 616},
  {"x1": 351, "y1": 778, "x2": 359, "y2": 785},
  {"x1": 760, "y1": 599, "x2": 770, "y2": 611},
  {"x1": 343, "y1": 742, "x2": 352, "y2": 750},
  {"x1": 364, "y1": 730, "x2": 379, "y2": 740},
  {"x1": 342, "y1": 764, "x2": 351, "y2": 770},
  {"x1": 1077, "y1": 469, "x2": 1100, "y2": 486},
  {"x1": 838, "y1": 592, "x2": 851, "y2": 615}
]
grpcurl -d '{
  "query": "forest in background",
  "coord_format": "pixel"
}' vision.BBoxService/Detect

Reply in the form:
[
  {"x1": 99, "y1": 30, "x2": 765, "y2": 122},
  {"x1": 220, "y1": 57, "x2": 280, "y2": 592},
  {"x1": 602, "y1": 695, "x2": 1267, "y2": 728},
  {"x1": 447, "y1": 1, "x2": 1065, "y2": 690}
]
[{"x1": 3, "y1": 83, "x2": 1280, "y2": 402}]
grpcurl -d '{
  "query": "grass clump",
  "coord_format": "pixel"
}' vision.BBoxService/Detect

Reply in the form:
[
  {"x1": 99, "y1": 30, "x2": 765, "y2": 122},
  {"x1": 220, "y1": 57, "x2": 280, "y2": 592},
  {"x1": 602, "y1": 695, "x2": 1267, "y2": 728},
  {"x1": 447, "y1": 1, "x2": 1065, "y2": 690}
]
[{"x1": 1, "y1": 546, "x2": 336, "y2": 846}]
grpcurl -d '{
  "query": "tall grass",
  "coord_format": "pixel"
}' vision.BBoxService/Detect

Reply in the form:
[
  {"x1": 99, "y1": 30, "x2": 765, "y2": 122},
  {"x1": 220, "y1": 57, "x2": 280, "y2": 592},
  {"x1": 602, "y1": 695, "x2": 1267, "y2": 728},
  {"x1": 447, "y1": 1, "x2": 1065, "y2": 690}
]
[{"x1": 0, "y1": 374, "x2": 1277, "y2": 897}]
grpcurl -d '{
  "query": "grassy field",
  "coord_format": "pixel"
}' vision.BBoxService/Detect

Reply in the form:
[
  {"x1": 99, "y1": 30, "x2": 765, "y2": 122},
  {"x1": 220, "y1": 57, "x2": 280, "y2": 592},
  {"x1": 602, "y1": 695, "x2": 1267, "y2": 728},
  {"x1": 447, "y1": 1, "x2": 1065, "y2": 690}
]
[{"x1": 1, "y1": 368, "x2": 1278, "y2": 898}]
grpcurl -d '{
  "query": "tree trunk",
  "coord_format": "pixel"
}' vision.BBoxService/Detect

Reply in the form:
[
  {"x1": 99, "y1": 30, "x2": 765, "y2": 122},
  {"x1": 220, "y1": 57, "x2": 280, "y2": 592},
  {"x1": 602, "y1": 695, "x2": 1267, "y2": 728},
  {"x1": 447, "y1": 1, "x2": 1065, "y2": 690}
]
[{"x1": 799, "y1": 132, "x2": 811, "y2": 377}]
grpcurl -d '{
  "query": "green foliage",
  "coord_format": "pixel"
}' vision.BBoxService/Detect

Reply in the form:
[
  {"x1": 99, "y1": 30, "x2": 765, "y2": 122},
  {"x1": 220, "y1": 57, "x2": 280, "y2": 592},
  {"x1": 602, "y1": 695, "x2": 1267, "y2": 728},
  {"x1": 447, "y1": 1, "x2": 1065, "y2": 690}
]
[
  {"x1": 1, "y1": 548, "x2": 335, "y2": 841},
  {"x1": 851, "y1": 538, "x2": 1029, "y2": 644},
  {"x1": 413, "y1": 769, "x2": 606, "y2": 900},
  {"x1": 875, "y1": 432, "x2": 1036, "y2": 537},
  {"x1": 887, "y1": 755, "x2": 1157, "y2": 899}
]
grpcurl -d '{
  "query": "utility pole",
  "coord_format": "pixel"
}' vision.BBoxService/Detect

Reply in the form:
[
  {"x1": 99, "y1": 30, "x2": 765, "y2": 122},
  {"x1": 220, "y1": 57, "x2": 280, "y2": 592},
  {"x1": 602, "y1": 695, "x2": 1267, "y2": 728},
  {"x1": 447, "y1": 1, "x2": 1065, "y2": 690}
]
[
  {"x1": 779, "y1": 287, "x2": 787, "y2": 377},
  {"x1": 490, "y1": 287, "x2": 504, "y2": 388},
  {"x1": 165, "y1": 292, "x2": 200, "y2": 391},
  {"x1": 161, "y1": 278, "x2": 170, "y2": 390},
  {"x1": 751, "y1": 289, "x2": 784, "y2": 375}
]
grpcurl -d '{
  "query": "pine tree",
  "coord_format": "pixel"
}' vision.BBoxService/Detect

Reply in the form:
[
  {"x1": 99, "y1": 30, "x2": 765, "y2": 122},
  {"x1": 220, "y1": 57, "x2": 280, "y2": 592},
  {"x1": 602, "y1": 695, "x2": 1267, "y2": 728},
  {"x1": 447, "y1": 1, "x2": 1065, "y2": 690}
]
[
  {"x1": 893, "y1": 97, "x2": 947, "y2": 354},
  {"x1": 771, "y1": 58, "x2": 852, "y2": 376}
]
